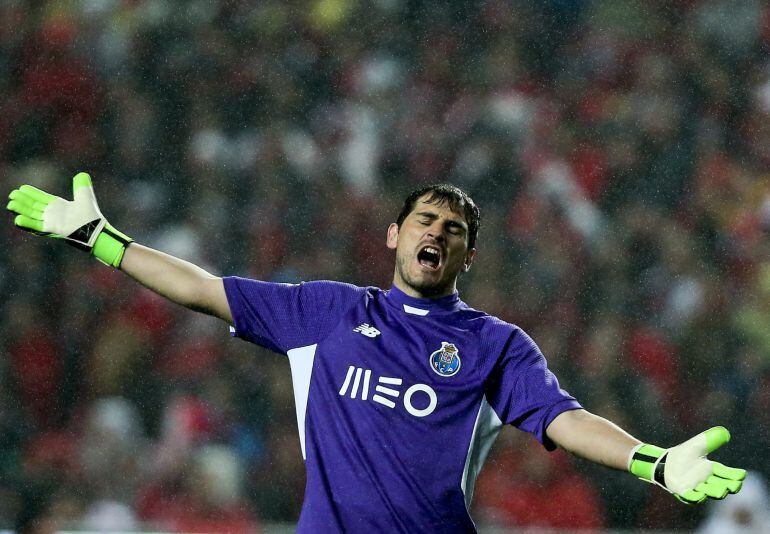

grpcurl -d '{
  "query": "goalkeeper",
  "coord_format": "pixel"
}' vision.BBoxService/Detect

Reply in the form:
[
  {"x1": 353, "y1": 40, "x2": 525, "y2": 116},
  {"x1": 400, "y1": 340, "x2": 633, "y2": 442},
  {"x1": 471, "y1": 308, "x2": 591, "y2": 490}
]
[{"x1": 7, "y1": 173, "x2": 747, "y2": 532}]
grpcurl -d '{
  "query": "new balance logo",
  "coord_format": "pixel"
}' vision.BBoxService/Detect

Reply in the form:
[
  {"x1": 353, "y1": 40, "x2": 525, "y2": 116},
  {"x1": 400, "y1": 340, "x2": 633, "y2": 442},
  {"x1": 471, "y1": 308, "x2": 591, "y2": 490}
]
[
  {"x1": 338, "y1": 365, "x2": 438, "y2": 418},
  {"x1": 353, "y1": 323, "x2": 381, "y2": 338}
]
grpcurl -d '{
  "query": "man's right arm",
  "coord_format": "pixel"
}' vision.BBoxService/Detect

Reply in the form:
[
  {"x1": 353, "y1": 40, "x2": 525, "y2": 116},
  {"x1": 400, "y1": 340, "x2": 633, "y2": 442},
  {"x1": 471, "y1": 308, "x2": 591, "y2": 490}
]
[
  {"x1": 120, "y1": 243, "x2": 232, "y2": 323},
  {"x1": 7, "y1": 172, "x2": 232, "y2": 324}
]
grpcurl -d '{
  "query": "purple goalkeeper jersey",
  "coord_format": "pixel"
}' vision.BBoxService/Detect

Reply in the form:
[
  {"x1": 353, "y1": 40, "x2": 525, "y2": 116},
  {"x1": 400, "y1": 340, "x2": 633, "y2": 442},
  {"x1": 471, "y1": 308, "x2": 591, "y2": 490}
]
[{"x1": 223, "y1": 277, "x2": 581, "y2": 533}]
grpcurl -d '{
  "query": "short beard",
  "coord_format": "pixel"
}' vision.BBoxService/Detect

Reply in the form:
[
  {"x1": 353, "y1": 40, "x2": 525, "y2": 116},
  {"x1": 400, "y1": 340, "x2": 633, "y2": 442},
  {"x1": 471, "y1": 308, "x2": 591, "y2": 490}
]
[{"x1": 395, "y1": 252, "x2": 450, "y2": 298}]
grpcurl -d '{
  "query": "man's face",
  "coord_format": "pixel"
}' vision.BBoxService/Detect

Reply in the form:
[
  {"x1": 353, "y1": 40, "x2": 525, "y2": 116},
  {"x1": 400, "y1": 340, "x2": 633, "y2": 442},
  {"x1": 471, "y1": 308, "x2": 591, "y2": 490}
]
[{"x1": 387, "y1": 194, "x2": 476, "y2": 298}]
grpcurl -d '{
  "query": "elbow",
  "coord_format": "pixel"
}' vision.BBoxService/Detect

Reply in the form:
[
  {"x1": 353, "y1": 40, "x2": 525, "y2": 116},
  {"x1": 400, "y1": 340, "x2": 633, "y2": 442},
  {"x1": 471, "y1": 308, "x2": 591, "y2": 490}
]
[{"x1": 546, "y1": 408, "x2": 589, "y2": 449}]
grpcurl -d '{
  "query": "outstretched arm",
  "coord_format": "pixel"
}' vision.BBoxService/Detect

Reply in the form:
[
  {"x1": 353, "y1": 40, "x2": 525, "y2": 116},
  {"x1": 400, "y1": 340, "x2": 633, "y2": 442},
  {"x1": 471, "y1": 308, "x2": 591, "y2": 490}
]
[
  {"x1": 546, "y1": 408, "x2": 640, "y2": 470},
  {"x1": 7, "y1": 172, "x2": 232, "y2": 323},
  {"x1": 546, "y1": 408, "x2": 746, "y2": 504},
  {"x1": 120, "y1": 243, "x2": 231, "y2": 322}
]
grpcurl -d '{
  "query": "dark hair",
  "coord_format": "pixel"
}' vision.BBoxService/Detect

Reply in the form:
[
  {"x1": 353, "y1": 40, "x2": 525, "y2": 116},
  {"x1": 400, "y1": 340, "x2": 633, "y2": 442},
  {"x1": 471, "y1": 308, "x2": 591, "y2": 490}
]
[{"x1": 396, "y1": 184, "x2": 480, "y2": 250}]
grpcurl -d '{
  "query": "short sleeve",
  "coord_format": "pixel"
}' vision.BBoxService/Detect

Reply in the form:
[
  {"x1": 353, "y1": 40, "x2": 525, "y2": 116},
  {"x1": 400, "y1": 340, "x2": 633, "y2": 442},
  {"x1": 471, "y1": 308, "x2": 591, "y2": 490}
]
[
  {"x1": 485, "y1": 326, "x2": 582, "y2": 450},
  {"x1": 223, "y1": 277, "x2": 365, "y2": 353}
]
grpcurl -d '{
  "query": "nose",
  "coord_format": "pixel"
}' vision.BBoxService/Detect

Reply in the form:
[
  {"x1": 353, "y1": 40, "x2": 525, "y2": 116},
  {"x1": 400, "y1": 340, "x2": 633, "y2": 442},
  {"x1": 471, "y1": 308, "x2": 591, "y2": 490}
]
[{"x1": 426, "y1": 221, "x2": 446, "y2": 243}]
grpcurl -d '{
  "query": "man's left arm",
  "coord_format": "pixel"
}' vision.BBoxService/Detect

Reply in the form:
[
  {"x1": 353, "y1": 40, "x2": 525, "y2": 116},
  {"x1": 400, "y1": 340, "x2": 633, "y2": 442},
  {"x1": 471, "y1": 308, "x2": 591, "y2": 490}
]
[
  {"x1": 546, "y1": 409, "x2": 747, "y2": 504},
  {"x1": 546, "y1": 409, "x2": 639, "y2": 470}
]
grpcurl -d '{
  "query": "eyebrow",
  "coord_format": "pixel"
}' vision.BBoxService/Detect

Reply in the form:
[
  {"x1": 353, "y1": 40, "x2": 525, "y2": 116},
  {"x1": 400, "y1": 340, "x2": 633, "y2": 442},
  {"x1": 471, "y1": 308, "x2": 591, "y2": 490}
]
[{"x1": 414, "y1": 210, "x2": 468, "y2": 231}]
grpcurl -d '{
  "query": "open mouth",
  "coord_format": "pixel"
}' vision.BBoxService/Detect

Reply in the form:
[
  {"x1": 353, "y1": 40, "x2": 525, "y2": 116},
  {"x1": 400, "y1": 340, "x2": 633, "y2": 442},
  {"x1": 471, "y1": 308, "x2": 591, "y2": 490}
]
[{"x1": 417, "y1": 245, "x2": 442, "y2": 271}]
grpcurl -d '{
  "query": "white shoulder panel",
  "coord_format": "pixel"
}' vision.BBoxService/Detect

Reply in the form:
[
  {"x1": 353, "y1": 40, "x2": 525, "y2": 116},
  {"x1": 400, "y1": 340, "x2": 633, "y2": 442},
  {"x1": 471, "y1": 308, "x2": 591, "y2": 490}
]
[
  {"x1": 461, "y1": 395, "x2": 503, "y2": 510},
  {"x1": 286, "y1": 344, "x2": 318, "y2": 460}
]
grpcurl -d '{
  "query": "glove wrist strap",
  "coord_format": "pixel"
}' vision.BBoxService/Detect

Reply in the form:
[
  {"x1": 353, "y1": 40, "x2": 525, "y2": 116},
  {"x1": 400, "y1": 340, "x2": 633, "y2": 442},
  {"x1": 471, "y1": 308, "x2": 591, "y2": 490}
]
[
  {"x1": 92, "y1": 222, "x2": 133, "y2": 268},
  {"x1": 629, "y1": 443, "x2": 666, "y2": 481}
]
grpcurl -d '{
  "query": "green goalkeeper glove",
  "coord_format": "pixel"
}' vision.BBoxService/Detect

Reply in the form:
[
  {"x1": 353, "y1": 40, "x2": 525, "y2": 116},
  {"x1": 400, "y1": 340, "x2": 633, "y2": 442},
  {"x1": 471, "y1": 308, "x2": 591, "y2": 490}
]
[
  {"x1": 7, "y1": 172, "x2": 132, "y2": 268},
  {"x1": 629, "y1": 426, "x2": 746, "y2": 504}
]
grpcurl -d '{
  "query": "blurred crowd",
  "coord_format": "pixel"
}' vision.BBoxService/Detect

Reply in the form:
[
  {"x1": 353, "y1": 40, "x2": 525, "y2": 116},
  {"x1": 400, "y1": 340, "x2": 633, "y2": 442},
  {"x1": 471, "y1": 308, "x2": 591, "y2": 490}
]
[{"x1": 2, "y1": 0, "x2": 770, "y2": 532}]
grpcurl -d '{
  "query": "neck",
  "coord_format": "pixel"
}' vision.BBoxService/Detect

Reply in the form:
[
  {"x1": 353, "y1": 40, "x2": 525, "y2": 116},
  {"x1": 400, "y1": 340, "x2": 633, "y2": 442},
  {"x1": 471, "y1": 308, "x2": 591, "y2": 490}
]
[{"x1": 391, "y1": 275, "x2": 457, "y2": 299}]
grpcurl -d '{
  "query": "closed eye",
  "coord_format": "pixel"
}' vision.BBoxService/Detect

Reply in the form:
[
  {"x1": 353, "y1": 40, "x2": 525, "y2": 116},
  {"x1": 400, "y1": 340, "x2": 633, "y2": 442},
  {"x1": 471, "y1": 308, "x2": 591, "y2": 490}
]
[
  {"x1": 413, "y1": 211, "x2": 467, "y2": 235},
  {"x1": 447, "y1": 223, "x2": 465, "y2": 236}
]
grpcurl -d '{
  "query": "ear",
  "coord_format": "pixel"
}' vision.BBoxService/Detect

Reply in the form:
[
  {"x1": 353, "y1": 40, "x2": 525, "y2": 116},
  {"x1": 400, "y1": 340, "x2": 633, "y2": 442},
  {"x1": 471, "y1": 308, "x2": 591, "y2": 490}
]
[
  {"x1": 386, "y1": 223, "x2": 399, "y2": 250},
  {"x1": 462, "y1": 248, "x2": 476, "y2": 272}
]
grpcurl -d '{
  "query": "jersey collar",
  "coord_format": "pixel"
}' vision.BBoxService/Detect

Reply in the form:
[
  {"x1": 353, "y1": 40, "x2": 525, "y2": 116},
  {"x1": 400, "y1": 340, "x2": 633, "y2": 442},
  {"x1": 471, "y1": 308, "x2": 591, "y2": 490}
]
[{"x1": 385, "y1": 284, "x2": 464, "y2": 316}]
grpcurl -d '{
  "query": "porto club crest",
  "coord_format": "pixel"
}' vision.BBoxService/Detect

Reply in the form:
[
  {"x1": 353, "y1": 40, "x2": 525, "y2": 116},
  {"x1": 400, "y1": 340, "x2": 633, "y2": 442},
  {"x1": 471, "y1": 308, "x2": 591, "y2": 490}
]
[{"x1": 429, "y1": 341, "x2": 461, "y2": 377}]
